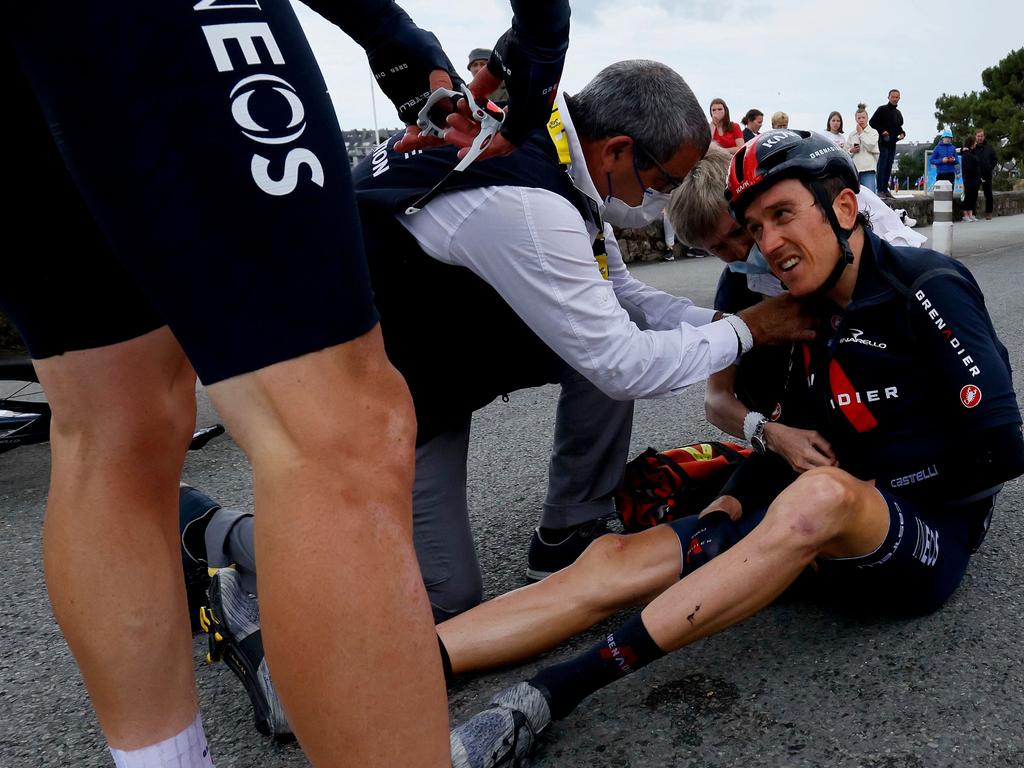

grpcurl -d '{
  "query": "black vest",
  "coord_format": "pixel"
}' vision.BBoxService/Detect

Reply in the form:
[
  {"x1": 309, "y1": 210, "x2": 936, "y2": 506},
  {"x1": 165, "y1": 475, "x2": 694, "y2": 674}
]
[{"x1": 352, "y1": 130, "x2": 588, "y2": 444}]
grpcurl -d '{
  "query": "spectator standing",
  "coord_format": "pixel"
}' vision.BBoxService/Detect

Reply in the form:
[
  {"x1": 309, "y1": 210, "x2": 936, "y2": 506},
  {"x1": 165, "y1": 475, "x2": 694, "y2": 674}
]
[
  {"x1": 825, "y1": 111, "x2": 845, "y2": 146},
  {"x1": 869, "y1": 88, "x2": 904, "y2": 197},
  {"x1": 741, "y1": 109, "x2": 764, "y2": 142},
  {"x1": 771, "y1": 111, "x2": 789, "y2": 129},
  {"x1": 930, "y1": 128, "x2": 960, "y2": 193},
  {"x1": 974, "y1": 128, "x2": 998, "y2": 220},
  {"x1": 710, "y1": 98, "x2": 745, "y2": 154},
  {"x1": 961, "y1": 134, "x2": 981, "y2": 222},
  {"x1": 847, "y1": 103, "x2": 880, "y2": 192}
]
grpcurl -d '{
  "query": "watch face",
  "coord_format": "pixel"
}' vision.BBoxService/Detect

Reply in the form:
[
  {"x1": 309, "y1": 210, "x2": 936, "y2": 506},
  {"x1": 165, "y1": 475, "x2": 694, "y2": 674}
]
[{"x1": 752, "y1": 434, "x2": 767, "y2": 453}]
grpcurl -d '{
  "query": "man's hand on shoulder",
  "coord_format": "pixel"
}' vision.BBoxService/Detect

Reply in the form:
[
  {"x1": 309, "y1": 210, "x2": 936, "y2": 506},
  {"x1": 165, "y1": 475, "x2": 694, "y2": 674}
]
[{"x1": 738, "y1": 293, "x2": 818, "y2": 347}]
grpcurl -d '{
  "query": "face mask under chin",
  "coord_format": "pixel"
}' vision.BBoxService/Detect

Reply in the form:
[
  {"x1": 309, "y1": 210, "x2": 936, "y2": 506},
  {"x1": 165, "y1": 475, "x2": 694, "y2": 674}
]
[
  {"x1": 727, "y1": 243, "x2": 772, "y2": 275},
  {"x1": 603, "y1": 170, "x2": 669, "y2": 229}
]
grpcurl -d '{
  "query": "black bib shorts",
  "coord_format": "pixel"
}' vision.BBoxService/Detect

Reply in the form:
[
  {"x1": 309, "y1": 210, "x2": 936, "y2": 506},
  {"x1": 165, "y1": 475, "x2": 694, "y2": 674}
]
[{"x1": 5, "y1": 1, "x2": 377, "y2": 384}]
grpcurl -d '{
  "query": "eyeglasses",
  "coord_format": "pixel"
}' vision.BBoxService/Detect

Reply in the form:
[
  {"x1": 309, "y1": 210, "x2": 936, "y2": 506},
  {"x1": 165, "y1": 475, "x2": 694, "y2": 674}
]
[{"x1": 632, "y1": 140, "x2": 686, "y2": 193}]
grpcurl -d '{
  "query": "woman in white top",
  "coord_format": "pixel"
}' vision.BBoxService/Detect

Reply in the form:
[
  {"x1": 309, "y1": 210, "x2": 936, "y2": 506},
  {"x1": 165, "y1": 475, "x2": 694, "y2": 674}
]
[
  {"x1": 846, "y1": 103, "x2": 880, "y2": 192},
  {"x1": 825, "y1": 111, "x2": 845, "y2": 147}
]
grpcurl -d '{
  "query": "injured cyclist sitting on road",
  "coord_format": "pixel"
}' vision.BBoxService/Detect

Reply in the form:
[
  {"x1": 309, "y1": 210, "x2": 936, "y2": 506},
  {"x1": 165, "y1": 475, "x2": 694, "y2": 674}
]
[
  {"x1": 667, "y1": 143, "x2": 925, "y2": 471},
  {"x1": 180, "y1": 130, "x2": 1023, "y2": 763}
]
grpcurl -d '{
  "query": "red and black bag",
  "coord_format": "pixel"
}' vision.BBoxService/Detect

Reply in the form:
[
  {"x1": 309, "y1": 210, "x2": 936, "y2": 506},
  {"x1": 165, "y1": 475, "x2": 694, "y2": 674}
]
[{"x1": 614, "y1": 441, "x2": 751, "y2": 532}]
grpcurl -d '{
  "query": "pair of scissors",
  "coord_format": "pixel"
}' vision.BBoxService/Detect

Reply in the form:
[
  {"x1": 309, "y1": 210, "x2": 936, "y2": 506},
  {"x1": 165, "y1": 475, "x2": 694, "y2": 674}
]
[{"x1": 405, "y1": 84, "x2": 506, "y2": 214}]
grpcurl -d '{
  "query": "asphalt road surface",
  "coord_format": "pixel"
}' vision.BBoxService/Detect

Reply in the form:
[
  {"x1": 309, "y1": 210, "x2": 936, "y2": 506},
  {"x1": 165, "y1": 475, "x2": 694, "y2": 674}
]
[{"x1": 1, "y1": 216, "x2": 1021, "y2": 767}]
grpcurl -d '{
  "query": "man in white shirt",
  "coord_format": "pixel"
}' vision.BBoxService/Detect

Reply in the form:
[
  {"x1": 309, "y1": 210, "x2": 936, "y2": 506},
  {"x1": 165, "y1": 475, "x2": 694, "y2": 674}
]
[{"x1": 357, "y1": 59, "x2": 813, "y2": 607}]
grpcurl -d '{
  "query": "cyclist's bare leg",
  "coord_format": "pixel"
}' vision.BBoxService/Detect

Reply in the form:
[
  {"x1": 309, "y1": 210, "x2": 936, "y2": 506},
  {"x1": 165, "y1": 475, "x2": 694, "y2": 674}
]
[
  {"x1": 36, "y1": 326, "x2": 199, "y2": 749},
  {"x1": 440, "y1": 525, "x2": 681, "y2": 674},
  {"x1": 207, "y1": 325, "x2": 448, "y2": 766},
  {"x1": 640, "y1": 468, "x2": 890, "y2": 652}
]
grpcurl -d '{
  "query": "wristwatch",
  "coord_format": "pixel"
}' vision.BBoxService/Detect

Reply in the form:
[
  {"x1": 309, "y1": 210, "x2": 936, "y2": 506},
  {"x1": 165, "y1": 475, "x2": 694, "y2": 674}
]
[{"x1": 751, "y1": 417, "x2": 770, "y2": 454}]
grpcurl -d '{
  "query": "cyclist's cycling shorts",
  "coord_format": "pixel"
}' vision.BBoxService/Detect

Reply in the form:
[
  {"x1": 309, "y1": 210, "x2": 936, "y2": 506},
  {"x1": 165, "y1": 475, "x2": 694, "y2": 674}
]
[
  {"x1": 4, "y1": 2, "x2": 377, "y2": 384},
  {"x1": 668, "y1": 489, "x2": 993, "y2": 617},
  {"x1": 813, "y1": 489, "x2": 992, "y2": 615}
]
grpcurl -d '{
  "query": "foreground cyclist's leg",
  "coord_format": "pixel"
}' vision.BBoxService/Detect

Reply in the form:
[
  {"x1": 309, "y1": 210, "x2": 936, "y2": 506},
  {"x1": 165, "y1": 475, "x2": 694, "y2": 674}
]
[
  {"x1": 207, "y1": 326, "x2": 448, "y2": 765},
  {"x1": 15, "y1": 1, "x2": 450, "y2": 761},
  {"x1": 35, "y1": 328, "x2": 201, "y2": 750}
]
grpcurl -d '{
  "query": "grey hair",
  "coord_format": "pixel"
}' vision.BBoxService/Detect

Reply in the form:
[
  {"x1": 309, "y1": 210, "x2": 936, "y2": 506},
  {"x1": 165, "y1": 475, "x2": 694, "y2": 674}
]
[
  {"x1": 566, "y1": 60, "x2": 710, "y2": 168},
  {"x1": 667, "y1": 144, "x2": 732, "y2": 246}
]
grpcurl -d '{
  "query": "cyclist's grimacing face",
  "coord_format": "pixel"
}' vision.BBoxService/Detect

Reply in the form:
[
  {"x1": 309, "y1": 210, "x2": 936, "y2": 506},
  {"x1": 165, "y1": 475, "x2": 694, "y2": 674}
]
[{"x1": 742, "y1": 179, "x2": 841, "y2": 297}]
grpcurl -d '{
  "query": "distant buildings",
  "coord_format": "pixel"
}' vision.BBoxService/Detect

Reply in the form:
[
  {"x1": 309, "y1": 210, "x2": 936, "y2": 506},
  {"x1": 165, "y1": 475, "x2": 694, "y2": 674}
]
[
  {"x1": 344, "y1": 128, "x2": 402, "y2": 167},
  {"x1": 892, "y1": 140, "x2": 930, "y2": 173}
]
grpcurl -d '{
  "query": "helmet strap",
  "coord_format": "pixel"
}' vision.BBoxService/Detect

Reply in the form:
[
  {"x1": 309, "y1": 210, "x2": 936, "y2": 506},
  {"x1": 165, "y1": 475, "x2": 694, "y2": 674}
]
[{"x1": 808, "y1": 180, "x2": 854, "y2": 297}]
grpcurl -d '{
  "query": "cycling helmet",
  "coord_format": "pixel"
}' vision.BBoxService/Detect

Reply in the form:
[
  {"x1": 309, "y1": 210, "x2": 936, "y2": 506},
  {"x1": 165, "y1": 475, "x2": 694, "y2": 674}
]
[
  {"x1": 940, "y1": 128, "x2": 953, "y2": 138},
  {"x1": 726, "y1": 130, "x2": 860, "y2": 296}
]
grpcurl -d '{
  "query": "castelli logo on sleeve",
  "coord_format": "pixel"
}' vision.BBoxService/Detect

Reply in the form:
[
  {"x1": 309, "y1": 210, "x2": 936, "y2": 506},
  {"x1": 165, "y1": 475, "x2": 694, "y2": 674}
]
[{"x1": 959, "y1": 385, "x2": 982, "y2": 408}]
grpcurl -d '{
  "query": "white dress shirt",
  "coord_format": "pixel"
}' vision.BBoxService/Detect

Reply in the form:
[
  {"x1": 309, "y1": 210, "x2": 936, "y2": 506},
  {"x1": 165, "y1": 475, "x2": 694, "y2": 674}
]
[{"x1": 399, "y1": 93, "x2": 740, "y2": 401}]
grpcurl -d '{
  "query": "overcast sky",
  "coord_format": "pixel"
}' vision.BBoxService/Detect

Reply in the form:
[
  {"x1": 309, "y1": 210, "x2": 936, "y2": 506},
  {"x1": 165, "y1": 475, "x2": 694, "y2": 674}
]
[{"x1": 295, "y1": 0, "x2": 1022, "y2": 144}]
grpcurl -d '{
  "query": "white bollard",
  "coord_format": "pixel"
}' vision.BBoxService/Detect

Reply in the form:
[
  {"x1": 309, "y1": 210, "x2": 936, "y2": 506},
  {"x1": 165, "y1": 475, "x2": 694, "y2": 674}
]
[{"x1": 932, "y1": 180, "x2": 953, "y2": 255}]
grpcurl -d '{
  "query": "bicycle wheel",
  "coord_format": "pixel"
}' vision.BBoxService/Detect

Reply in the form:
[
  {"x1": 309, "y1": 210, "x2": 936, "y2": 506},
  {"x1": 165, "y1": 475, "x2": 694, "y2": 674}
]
[{"x1": 0, "y1": 358, "x2": 51, "y2": 454}]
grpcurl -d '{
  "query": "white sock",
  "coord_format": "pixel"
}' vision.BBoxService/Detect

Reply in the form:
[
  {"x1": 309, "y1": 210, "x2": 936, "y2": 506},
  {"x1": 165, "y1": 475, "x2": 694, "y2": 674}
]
[{"x1": 109, "y1": 712, "x2": 214, "y2": 768}]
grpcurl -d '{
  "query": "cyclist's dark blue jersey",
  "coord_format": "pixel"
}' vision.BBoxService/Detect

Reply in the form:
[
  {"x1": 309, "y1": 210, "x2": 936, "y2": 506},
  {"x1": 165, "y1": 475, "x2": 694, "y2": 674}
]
[
  {"x1": 702, "y1": 231, "x2": 1022, "y2": 615},
  {"x1": 770, "y1": 231, "x2": 1021, "y2": 506}
]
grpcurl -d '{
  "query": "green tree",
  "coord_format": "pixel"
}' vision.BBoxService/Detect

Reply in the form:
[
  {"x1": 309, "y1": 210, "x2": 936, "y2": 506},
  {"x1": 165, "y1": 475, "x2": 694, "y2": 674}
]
[
  {"x1": 935, "y1": 48, "x2": 1023, "y2": 169},
  {"x1": 895, "y1": 146, "x2": 925, "y2": 184}
]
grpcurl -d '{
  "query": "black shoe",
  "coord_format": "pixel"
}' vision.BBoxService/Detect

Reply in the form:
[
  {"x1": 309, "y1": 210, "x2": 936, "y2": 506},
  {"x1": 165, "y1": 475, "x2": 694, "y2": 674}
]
[
  {"x1": 202, "y1": 568, "x2": 293, "y2": 741},
  {"x1": 526, "y1": 518, "x2": 612, "y2": 581},
  {"x1": 179, "y1": 484, "x2": 220, "y2": 633}
]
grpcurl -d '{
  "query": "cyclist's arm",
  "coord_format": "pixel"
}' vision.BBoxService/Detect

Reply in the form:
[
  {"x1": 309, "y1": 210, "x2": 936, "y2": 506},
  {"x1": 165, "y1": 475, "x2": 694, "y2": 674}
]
[
  {"x1": 304, "y1": 0, "x2": 459, "y2": 124},
  {"x1": 705, "y1": 366, "x2": 746, "y2": 437},
  {"x1": 486, "y1": 0, "x2": 570, "y2": 146},
  {"x1": 909, "y1": 269, "x2": 1024, "y2": 494}
]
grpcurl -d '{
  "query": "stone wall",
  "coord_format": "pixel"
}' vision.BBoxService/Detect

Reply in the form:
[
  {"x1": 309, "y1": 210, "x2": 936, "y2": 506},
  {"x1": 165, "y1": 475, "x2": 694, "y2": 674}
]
[
  {"x1": 880, "y1": 190, "x2": 1024, "y2": 226},
  {"x1": 612, "y1": 221, "x2": 675, "y2": 264}
]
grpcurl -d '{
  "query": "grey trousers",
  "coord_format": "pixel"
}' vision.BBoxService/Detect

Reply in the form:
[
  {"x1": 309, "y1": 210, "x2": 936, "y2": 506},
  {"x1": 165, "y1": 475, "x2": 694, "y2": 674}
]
[{"x1": 205, "y1": 367, "x2": 633, "y2": 622}]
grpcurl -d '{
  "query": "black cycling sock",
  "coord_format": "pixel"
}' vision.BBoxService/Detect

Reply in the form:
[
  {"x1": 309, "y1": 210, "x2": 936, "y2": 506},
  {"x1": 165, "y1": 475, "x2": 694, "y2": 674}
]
[
  {"x1": 528, "y1": 613, "x2": 665, "y2": 720},
  {"x1": 438, "y1": 634, "x2": 454, "y2": 685}
]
